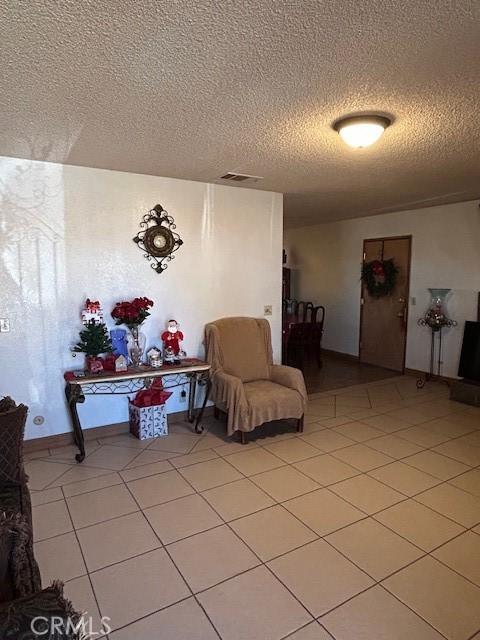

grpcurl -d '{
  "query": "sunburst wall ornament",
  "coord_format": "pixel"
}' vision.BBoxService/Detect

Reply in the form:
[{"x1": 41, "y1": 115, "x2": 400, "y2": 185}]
[{"x1": 133, "y1": 204, "x2": 183, "y2": 274}]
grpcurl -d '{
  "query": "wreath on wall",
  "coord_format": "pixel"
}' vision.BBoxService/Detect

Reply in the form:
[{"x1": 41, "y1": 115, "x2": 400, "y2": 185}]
[{"x1": 361, "y1": 258, "x2": 398, "y2": 298}]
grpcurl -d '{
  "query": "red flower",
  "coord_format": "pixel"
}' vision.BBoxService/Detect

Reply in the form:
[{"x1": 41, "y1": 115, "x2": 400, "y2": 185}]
[
  {"x1": 372, "y1": 261, "x2": 385, "y2": 277},
  {"x1": 111, "y1": 297, "x2": 154, "y2": 327}
]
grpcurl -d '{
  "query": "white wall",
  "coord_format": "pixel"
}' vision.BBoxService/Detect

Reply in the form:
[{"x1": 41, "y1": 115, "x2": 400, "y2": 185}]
[
  {"x1": 0, "y1": 156, "x2": 283, "y2": 439},
  {"x1": 284, "y1": 200, "x2": 480, "y2": 378}
]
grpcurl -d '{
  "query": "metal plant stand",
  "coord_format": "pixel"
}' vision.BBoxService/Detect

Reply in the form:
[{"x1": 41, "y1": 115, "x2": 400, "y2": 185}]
[{"x1": 416, "y1": 319, "x2": 457, "y2": 389}]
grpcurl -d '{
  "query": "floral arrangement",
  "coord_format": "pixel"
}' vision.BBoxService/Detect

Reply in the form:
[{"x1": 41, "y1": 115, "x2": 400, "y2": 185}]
[
  {"x1": 361, "y1": 259, "x2": 398, "y2": 298},
  {"x1": 111, "y1": 297, "x2": 154, "y2": 328}
]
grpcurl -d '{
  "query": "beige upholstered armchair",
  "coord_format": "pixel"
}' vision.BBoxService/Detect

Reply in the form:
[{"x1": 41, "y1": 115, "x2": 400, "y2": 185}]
[{"x1": 205, "y1": 317, "x2": 307, "y2": 443}]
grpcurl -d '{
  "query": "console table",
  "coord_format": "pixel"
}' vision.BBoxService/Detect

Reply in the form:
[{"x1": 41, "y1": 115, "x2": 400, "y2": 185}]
[{"x1": 64, "y1": 359, "x2": 211, "y2": 463}]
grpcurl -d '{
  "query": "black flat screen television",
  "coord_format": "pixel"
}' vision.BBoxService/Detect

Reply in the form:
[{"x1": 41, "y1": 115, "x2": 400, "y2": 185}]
[{"x1": 458, "y1": 321, "x2": 480, "y2": 382}]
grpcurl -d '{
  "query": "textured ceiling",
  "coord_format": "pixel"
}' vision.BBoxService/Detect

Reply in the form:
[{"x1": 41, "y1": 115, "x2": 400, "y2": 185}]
[{"x1": 1, "y1": 0, "x2": 479, "y2": 227}]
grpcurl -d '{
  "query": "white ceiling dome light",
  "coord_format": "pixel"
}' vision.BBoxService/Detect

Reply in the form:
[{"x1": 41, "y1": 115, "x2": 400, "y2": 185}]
[{"x1": 333, "y1": 115, "x2": 392, "y2": 149}]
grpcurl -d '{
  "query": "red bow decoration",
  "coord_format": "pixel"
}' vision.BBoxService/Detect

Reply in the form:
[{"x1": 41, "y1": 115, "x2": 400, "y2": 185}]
[
  {"x1": 371, "y1": 260, "x2": 385, "y2": 277},
  {"x1": 132, "y1": 380, "x2": 172, "y2": 407}
]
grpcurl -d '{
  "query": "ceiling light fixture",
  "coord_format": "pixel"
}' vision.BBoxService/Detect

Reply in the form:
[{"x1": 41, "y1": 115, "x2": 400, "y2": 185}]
[{"x1": 333, "y1": 115, "x2": 391, "y2": 149}]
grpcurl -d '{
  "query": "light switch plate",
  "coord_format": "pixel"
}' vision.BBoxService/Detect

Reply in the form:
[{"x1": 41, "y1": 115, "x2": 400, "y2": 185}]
[
  {"x1": 0, "y1": 318, "x2": 10, "y2": 332},
  {"x1": 264, "y1": 305, "x2": 272, "y2": 316}
]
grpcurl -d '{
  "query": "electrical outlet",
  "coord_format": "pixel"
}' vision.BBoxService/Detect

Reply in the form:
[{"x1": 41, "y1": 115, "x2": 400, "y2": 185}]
[
  {"x1": 180, "y1": 389, "x2": 187, "y2": 403},
  {"x1": 264, "y1": 305, "x2": 272, "y2": 316},
  {"x1": 33, "y1": 416, "x2": 44, "y2": 425},
  {"x1": 0, "y1": 318, "x2": 10, "y2": 332}
]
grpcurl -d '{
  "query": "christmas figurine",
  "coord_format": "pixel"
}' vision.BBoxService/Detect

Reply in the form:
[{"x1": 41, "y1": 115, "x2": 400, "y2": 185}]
[
  {"x1": 161, "y1": 319, "x2": 186, "y2": 363},
  {"x1": 74, "y1": 320, "x2": 113, "y2": 373},
  {"x1": 81, "y1": 299, "x2": 104, "y2": 325}
]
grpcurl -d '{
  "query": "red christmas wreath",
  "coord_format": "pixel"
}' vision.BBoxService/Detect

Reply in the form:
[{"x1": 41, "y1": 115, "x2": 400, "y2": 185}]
[{"x1": 361, "y1": 259, "x2": 398, "y2": 298}]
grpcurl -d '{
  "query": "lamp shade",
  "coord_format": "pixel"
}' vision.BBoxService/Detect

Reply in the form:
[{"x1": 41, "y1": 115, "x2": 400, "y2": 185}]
[{"x1": 334, "y1": 115, "x2": 391, "y2": 149}]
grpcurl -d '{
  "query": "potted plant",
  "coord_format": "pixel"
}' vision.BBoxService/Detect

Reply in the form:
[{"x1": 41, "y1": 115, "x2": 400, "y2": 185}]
[{"x1": 74, "y1": 320, "x2": 113, "y2": 373}]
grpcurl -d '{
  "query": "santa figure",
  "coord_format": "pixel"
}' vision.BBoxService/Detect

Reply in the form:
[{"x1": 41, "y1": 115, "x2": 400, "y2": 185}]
[{"x1": 161, "y1": 319, "x2": 185, "y2": 358}]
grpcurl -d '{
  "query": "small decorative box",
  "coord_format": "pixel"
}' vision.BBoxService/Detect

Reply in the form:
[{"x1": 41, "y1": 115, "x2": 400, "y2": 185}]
[{"x1": 128, "y1": 401, "x2": 168, "y2": 440}]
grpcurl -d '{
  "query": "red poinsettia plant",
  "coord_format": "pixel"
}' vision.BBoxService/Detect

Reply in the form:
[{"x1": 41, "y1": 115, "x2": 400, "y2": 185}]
[{"x1": 111, "y1": 297, "x2": 154, "y2": 328}]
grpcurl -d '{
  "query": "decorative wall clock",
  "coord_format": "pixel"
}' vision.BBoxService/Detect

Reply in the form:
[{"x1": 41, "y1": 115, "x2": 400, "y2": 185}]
[{"x1": 133, "y1": 204, "x2": 183, "y2": 273}]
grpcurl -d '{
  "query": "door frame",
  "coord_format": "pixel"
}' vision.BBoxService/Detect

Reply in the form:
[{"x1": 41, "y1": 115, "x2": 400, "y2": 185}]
[{"x1": 359, "y1": 234, "x2": 412, "y2": 373}]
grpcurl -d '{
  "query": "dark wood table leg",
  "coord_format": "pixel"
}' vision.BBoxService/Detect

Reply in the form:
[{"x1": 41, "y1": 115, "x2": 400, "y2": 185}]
[
  {"x1": 65, "y1": 383, "x2": 86, "y2": 463},
  {"x1": 187, "y1": 373, "x2": 198, "y2": 423},
  {"x1": 194, "y1": 377, "x2": 212, "y2": 434}
]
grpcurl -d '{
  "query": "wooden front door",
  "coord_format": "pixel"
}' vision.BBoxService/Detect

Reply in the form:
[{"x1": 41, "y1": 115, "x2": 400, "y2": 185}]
[{"x1": 359, "y1": 236, "x2": 412, "y2": 371}]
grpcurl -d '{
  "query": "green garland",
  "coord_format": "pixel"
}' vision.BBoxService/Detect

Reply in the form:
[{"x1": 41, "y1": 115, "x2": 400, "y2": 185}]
[{"x1": 361, "y1": 258, "x2": 398, "y2": 298}]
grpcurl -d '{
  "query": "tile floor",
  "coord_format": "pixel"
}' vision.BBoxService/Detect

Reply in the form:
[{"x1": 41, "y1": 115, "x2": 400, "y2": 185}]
[{"x1": 28, "y1": 375, "x2": 480, "y2": 639}]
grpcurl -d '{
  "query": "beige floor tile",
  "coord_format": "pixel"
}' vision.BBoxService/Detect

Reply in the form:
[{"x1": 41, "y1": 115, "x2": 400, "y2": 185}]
[
  {"x1": 35, "y1": 531, "x2": 86, "y2": 583},
  {"x1": 63, "y1": 576, "x2": 105, "y2": 639},
  {"x1": 167, "y1": 525, "x2": 259, "y2": 592},
  {"x1": 415, "y1": 483, "x2": 480, "y2": 527},
  {"x1": 326, "y1": 518, "x2": 423, "y2": 580},
  {"x1": 179, "y1": 457, "x2": 243, "y2": 491},
  {"x1": 403, "y1": 450, "x2": 470, "y2": 480},
  {"x1": 395, "y1": 425, "x2": 450, "y2": 448},
  {"x1": 91, "y1": 548, "x2": 189, "y2": 632},
  {"x1": 231, "y1": 505, "x2": 318, "y2": 561},
  {"x1": 147, "y1": 432, "x2": 199, "y2": 453},
  {"x1": 368, "y1": 461, "x2": 440, "y2": 496},
  {"x1": 98, "y1": 432, "x2": 152, "y2": 449},
  {"x1": 334, "y1": 421, "x2": 384, "y2": 442},
  {"x1": 316, "y1": 416, "x2": 353, "y2": 428},
  {"x1": 361, "y1": 414, "x2": 413, "y2": 433},
  {"x1": 30, "y1": 486, "x2": 63, "y2": 506},
  {"x1": 119, "y1": 459, "x2": 172, "y2": 481},
  {"x1": 383, "y1": 556, "x2": 480, "y2": 640},
  {"x1": 225, "y1": 448, "x2": 285, "y2": 476},
  {"x1": 286, "y1": 622, "x2": 333, "y2": 639},
  {"x1": 263, "y1": 438, "x2": 321, "y2": 463},
  {"x1": 268, "y1": 538, "x2": 373, "y2": 617},
  {"x1": 365, "y1": 434, "x2": 423, "y2": 459},
  {"x1": 77, "y1": 511, "x2": 160, "y2": 571},
  {"x1": 127, "y1": 469, "x2": 194, "y2": 508},
  {"x1": 374, "y1": 499, "x2": 465, "y2": 551},
  {"x1": 284, "y1": 489, "x2": 365, "y2": 536},
  {"x1": 449, "y1": 469, "x2": 480, "y2": 497},
  {"x1": 321, "y1": 585, "x2": 444, "y2": 640},
  {"x1": 62, "y1": 472, "x2": 123, "y2": 497},
  {"x1": 332, "y1": 443, "x2": 395, "y2": 471},
  {"x1": 25, "y1": 448, "x2": 52, "y2": 461},
  {"x1": 343, "y1": 408, "x2": 386, "y2": 420},
  {"x1": 426, "y1": 417, "x2": 476, "y2": 439},
  {"x1": 201, "y1": 478, "x2": 275, "y2": 521},
  {"x1": 387, "y1": 408, "x2": 434, "y2": 425},
  {"x1": 25, "y1": 459, "x2": 73, "y2": 490},
  {"x1": 459, "y1": 431, "x2": 480, "y2": 447},
  {"x1": 191, "y1": 432, "x2": 231, "y2": 451},
  {"x1": 432, "y1": 531, "x2": 480, "y2": 586},
  {"x1": 330, "y1": 475, "x2": 404, "y2": 514},
  {"x1": 169, "y1": 448, "x2": 218, "y2": 468},
  {"x1": 33, "y1": 499, "x2": 73, "y2": 541},
  {"x1": 214, "y1": 440, "x2": 262, "y2": 456},
  {"x1": 433, "y1": 440, "x2": 480, "y2": 467},
  {"x1": 251, "y1": 465, "x2": 320, "y2": 502},
  {"x1": 122, "y1": 448, "x2": 178, "y2": 468},
  {"x1": 110, "y1": 597, "x2": 218, "y2": 640},
  {"x1": 198, "y1": 565, "x2": 312, "y2": 640},
  {"x1": 144, "y1": 493, "x2": 222, "y2": 544},
  {"x1": 78, "y1": 445, "x2": 141, "y2": 470},
  {"x1": 301, "y1": 421, "x2": 328, "y2": 435},
  {"x1": 67, "y1": 483, "x2": 138, "y2": 528},
  {"x1": 47, "y1": 442, "x2": 100, "y2": 463},
  {"x1": 300, "y1": 430, "x2": 356, "y2": 452},
  {"x1": 294, "y1": 454, "x2": 359, "y2": 486},
  {"x1": 50, "y1": 465, "x2": 117, "y2": 488}
]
